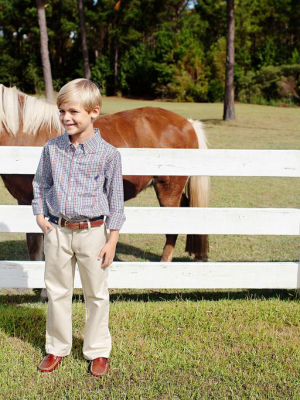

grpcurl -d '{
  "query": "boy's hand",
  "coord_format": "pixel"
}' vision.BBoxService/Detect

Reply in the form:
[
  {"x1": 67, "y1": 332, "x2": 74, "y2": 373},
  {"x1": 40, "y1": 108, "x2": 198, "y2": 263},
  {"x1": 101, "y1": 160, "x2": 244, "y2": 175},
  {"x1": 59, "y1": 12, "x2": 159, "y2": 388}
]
[
  {"x1": 36, "y1": 214, "x2": 54, "y2": 235},
  {"x1": 98, "y1": 229, "x2": 119, "y2": 268},
  {"x1": 98, "y1": 242, "x2": 116, "y2": 268}
]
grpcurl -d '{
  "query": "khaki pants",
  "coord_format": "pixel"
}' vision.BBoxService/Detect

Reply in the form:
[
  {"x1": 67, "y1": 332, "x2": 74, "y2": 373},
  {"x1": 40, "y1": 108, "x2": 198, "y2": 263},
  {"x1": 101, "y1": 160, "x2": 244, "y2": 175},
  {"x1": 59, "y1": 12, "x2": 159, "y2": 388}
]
[{"x1": 44, "y1": 220, "x2": 111, "y2": 360}]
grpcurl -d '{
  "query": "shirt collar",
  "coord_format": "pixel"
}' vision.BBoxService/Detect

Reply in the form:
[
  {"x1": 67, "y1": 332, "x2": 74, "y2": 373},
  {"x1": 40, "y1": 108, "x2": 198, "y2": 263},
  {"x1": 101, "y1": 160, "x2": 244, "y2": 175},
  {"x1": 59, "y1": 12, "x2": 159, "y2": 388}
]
[{"x1": 63, "y1": 128, "x2": 102, "y2": 153}]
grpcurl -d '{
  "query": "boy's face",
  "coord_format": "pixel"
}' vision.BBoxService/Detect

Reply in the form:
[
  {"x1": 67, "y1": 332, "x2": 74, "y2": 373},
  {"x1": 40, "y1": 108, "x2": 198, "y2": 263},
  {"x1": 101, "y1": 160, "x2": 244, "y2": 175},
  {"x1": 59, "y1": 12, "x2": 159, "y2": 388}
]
[{"x1": 58, "y1": 101, "x2": 100, "y2": 140}]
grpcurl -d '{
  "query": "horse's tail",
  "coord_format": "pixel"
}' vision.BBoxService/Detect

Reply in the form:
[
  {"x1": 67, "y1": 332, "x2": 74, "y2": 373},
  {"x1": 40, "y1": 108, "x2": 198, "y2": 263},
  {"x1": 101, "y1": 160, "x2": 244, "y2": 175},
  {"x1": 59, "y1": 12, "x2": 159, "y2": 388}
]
[{"x1": 184, "y1": 119, "x2": 210, "y2": 260}]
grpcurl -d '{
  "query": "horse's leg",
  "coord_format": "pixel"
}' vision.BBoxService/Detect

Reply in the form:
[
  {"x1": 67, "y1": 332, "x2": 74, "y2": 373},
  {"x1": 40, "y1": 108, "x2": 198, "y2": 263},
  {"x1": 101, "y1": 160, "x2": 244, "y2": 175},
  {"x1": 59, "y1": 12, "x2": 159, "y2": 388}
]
[
  {"x1": 23, "y1": 213, "x2": 47, "y2": 301},
  {"x1": 1, "y1": 175, "x2": 46, "y2": 296},
  {"x1": 153, "y1": 176, "x2": 188, "y2": 262},
  {"x1": 26, "y1": 233, "x2": 44, "y2": 261},
  {"x1": 26, "y1": 232, "x2": 48, "y2": 301},
  {"x1": 6, "y1": 182, "x2": 48, "y2": 300}
]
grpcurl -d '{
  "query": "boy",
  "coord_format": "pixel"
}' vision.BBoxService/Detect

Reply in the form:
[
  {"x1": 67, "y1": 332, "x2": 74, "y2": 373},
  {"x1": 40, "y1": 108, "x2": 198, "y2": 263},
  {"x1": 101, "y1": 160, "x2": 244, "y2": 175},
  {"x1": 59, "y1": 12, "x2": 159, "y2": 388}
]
[{"x1": 32, "y1": 78, "x2": 125, "y2": 376}]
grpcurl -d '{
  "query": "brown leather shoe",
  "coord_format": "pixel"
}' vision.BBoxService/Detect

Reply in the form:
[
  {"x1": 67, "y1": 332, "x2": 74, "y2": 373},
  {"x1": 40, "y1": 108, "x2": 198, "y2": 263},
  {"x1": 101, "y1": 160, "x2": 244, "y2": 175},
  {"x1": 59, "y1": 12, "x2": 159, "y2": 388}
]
[
  {"x1": 90, "y1": 357, "x2": 109, "y2": 377},
  {"x1": 38, "y1": 354, "x2": 64, "y2": 373}
]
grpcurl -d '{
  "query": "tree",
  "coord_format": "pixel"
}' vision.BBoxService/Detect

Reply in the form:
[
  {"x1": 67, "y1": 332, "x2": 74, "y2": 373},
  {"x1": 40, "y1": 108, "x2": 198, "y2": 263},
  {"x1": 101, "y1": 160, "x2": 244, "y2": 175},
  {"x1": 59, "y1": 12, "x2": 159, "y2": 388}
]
[
  {"x1": 223, "y1": 0, "x2": 235, "y2": 120},
  {"x1": 36, "y1": 0, "x2": 54, "y2": 103},
  {"x1": 1, "y1": 0, "x2": 299, "y2": 104},
  {"x1": 77, "y1": 0, "x2": 91, "y2": 79}
]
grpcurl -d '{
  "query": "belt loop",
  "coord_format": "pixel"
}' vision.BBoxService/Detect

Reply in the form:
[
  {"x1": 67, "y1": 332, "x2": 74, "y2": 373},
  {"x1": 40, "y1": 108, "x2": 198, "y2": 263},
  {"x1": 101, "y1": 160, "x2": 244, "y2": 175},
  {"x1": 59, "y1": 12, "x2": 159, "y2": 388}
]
[
  {"x1": 58, "y1": 216, "x2": 62, "y2": 228},
  {"x1": 87, "y1": 219, "x2": 91, "y2": 231}
]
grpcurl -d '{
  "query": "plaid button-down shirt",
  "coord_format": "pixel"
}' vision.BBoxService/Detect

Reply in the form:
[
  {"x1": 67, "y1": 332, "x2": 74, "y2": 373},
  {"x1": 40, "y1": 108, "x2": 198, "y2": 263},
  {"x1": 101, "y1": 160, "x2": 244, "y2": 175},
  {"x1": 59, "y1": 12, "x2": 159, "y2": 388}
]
[{"x1": 32, "y1": 129, "x2": 125, "y2": 230}]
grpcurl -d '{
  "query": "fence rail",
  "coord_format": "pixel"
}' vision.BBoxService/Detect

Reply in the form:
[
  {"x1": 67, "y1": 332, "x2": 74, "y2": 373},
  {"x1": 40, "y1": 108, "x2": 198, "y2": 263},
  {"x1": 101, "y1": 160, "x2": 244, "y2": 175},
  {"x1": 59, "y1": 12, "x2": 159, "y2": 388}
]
[
  {"x1": 0, "y1": 261, "x2": 299, "y2": 289},
  {"x1": 0, "y1": 205, "x2": 299, "y2": 235},
  {"x1": 0, "y1": 147, "x2": 299, "y2": 289},
  {"x1": 0, "y1": 147, "x2": 300, "y2": 177}
]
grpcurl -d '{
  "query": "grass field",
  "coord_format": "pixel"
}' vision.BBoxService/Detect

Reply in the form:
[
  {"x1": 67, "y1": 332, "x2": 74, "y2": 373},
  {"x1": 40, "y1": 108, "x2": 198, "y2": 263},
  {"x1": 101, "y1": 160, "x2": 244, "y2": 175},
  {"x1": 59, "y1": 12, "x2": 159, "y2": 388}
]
[{"x1": 0, "y1": 99, "x2": 300, "y2": 398}]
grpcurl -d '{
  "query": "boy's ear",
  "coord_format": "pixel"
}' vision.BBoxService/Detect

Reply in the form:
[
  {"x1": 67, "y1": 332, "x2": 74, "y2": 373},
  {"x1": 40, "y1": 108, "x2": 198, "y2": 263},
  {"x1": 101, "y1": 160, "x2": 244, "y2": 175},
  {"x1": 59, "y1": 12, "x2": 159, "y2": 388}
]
[{"x1": 91, "y1": 105, "x2": 100, "y2": 120}]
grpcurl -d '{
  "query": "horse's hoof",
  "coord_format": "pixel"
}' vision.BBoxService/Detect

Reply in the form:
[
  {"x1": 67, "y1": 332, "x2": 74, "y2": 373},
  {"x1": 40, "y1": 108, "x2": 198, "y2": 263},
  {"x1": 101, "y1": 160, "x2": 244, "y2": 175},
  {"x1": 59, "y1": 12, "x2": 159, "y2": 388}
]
[
  {"x1": 194, "y1": 255, "x2": 208, "y2": 262},
  {"x1": 40, "y1": 289, "x2": 48, "y2": 302}
]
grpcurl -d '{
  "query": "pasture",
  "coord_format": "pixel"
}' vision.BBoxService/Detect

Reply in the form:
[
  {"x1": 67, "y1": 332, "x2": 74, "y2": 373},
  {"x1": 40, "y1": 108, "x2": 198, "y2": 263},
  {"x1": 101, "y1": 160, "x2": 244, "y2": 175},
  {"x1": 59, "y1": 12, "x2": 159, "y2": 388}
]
[{"x1": 0, "y1": 99, "x2": 300, "y2": 399}]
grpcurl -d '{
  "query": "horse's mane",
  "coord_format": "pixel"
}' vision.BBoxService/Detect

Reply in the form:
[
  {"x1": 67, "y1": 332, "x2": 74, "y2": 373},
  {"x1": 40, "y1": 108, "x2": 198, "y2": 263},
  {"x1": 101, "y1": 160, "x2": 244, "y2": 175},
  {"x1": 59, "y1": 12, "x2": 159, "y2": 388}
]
[{"x1": 0, "y1": 84, "x2": 63, "y2": 136}]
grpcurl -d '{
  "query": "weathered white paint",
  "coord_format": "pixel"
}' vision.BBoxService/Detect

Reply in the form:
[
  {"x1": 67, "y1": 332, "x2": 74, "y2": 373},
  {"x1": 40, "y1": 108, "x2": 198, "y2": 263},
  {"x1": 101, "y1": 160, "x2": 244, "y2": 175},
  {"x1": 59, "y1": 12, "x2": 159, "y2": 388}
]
[
  {"x1": 0, "y1": 147, "x2": 300, "y2": 177},
  {"x1": 1, "y1": 146, "x2": 299, "y2": 290},
  {"x1": 0, "y1": 205, "x2": 299, "y2": 235},
  {"x1": 0, "y1": 261, "x2": 299, "y2": 289}
]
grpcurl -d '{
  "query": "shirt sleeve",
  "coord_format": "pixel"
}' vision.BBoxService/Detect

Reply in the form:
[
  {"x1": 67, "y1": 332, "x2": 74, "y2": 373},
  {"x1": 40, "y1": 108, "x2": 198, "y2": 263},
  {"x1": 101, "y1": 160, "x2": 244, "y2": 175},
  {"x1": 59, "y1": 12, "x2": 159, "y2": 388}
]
[
  {"x1": 32, "y1": 143, "x2": 53, "y2": 216},
  {"x1": 105, "y1": 150, "x2": 126, "y2": 230}
]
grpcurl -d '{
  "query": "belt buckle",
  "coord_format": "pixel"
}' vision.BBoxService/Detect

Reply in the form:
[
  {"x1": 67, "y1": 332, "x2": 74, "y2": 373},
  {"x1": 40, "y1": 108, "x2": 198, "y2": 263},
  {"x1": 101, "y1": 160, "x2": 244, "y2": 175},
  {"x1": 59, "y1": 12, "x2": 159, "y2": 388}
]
[
  {"x1": 64, "y1": 219, "x2": 75, "y2": 229},
  {"x1": 63, "y1": 218, "x2": 88, "y2": 229}
]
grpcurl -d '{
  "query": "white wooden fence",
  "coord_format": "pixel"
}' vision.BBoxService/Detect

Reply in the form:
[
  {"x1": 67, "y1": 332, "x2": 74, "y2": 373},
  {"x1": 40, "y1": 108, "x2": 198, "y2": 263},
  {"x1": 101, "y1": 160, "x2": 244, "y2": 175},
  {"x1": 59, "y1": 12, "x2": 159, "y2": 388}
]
[{"x1": 0, "y1": 146, "x2": 299, "y2": 289}]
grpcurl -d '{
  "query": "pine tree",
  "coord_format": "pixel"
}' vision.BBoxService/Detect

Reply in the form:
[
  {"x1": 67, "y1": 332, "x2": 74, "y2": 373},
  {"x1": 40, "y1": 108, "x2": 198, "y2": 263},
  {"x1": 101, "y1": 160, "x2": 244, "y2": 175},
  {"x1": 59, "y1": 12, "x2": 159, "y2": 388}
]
[
  {"x1": 223, "y1": 0, "x2": 235, "y2": 120},
  {"x1": 78, "y1": 0, "x2": 91, "y2": 79},
  {"x1": 36, "y1": 0, "x2": 54, "y2": 102}
]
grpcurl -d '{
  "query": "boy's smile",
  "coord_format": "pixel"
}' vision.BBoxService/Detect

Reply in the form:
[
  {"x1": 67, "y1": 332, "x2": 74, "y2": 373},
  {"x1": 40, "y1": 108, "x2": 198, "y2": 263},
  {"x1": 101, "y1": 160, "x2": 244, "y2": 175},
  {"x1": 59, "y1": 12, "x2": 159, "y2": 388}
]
[{"x1": 59, "y1": 101, "x2": 100, "y2": 145}]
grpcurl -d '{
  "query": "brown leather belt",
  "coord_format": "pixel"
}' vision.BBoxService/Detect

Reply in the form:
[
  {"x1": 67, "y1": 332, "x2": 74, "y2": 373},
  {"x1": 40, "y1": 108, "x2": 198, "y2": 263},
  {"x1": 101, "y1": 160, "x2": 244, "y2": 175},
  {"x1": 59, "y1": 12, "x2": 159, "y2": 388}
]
[
  {"x1": 60, "y1": 219, "x2": 104, "y2": 230},
  {"x1": 49, "y1": 213, "x2": 104, "y2": 230}
]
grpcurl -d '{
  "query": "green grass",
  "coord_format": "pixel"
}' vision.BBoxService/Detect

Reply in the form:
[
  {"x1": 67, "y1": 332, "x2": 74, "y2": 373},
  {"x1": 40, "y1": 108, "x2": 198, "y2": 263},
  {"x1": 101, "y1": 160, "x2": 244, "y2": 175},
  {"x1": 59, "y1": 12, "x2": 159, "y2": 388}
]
[
  {"x1": 0, "y1": 292, "x2": 300, "y2": 399},
  {"x1": 101, "y1": 98, "x2": 300, "y2": 150},
  {"x1": 0, "y1": 100, "x2": 300, "y2": 398}
]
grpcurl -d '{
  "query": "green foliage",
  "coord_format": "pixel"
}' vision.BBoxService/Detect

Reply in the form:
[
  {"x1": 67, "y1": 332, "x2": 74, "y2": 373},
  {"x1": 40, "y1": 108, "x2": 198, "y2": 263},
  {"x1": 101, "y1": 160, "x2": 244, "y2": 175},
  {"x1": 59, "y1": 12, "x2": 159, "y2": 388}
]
[
  {"x1": 119, "y1": 44, "x2": 156, "y2": 97},
  {"x1": 207, "y1": 79, "x2": 224, "y2": 102},
  {"x1": 165, "y1": 71, "x2": 207, "y2": 102},
  {"x1": 237, "y1": 64, "x2": 300, "y2": 105},
  {"x1": 290, "y1": 48, "x2": 300, "y2": 64},
  {"x1": 24, "y1": 62, "x2": 45, "y2": 94},
  {"x1": 91, "y1": 54, "x2": 112, "y2": 95},
  {"x1": 0, "y1": 0, "x2": 299, "y2": 104},
  {"x1": 0, "y1": 51, "x2": 20, "y2": 87}
]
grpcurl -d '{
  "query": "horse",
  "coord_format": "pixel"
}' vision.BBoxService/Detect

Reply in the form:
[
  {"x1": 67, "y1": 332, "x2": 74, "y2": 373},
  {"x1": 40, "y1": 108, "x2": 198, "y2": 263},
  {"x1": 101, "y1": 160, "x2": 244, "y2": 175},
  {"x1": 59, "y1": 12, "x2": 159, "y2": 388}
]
[{"x1": 0, "y1": 84, "x2": 210, "y2": 269}]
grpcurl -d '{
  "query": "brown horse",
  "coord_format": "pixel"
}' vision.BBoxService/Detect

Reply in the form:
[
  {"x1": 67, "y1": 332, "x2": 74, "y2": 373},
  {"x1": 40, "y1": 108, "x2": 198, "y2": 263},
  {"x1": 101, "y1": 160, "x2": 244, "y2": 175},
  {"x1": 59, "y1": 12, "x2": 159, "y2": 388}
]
[{"x1": 0, "y1": 84, "x2": 209, "y2": 265}]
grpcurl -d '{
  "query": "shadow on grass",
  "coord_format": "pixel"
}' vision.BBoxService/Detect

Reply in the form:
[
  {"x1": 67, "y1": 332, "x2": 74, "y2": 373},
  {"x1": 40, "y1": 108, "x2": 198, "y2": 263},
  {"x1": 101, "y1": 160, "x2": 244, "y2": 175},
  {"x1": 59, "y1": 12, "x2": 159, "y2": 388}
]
[
  {"x1": 0, "y1": 239, "x2": 29, "y2": 260},
  {"x1": 115, "y1": 241, "x2": 161, "y2": 262},
  {"x1": 1, "y1": 288, "x2": 299, "y2": 307},
  {"x1": 201, "y1": 118, "x2": 300, "y2": 132},
  {"x1": 116, "y1": 241, "x2": 196, "y2": 262},
  {"x1": 201, "y1": 119, "x2": 223, "y2": 126},
  {"x1": 0, "y1": 298, "x2": 84, "y2": 360},
  {"x1": 0, "y1": 303, "x2": 46, "y2": 353},
  {"x1": 109, "y1": 289, "x2": 300, "y2": 302},
  {"x1": 0, "y1": 288, "x2": 298, "y2": 357},
  {"x1": 0, "y1": 239, "x2": 165, "y2": 263},
  {"x1": 201, "y1": 118, "x2": 299, "y2": 132}
]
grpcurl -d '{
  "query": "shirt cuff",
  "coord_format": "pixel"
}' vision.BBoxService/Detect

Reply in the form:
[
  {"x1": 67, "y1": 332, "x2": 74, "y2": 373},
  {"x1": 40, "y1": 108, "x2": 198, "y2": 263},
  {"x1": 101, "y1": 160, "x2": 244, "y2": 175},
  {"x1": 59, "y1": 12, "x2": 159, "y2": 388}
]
[
  {"x1": 105, "y1": 213, "x2": 126, "y2": 230},
  {"x1": 32, "y1": 201, "x2": 49, "y2": 217}
]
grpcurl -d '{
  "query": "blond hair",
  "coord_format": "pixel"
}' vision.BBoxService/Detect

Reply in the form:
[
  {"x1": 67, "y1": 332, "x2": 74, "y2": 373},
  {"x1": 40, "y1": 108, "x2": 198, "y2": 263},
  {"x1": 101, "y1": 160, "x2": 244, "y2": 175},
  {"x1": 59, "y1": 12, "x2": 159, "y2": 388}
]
[{"x1": 57, "y1": 78, "x2": 102, "y2": 112}]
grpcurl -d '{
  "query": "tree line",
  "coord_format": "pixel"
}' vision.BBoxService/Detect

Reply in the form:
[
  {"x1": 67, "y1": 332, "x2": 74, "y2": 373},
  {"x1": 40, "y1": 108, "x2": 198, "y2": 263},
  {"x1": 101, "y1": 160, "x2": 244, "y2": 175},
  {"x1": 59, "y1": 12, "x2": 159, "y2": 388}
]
[{"x1": 1, "y1": 0, "x2": 300, "y2": 106}]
